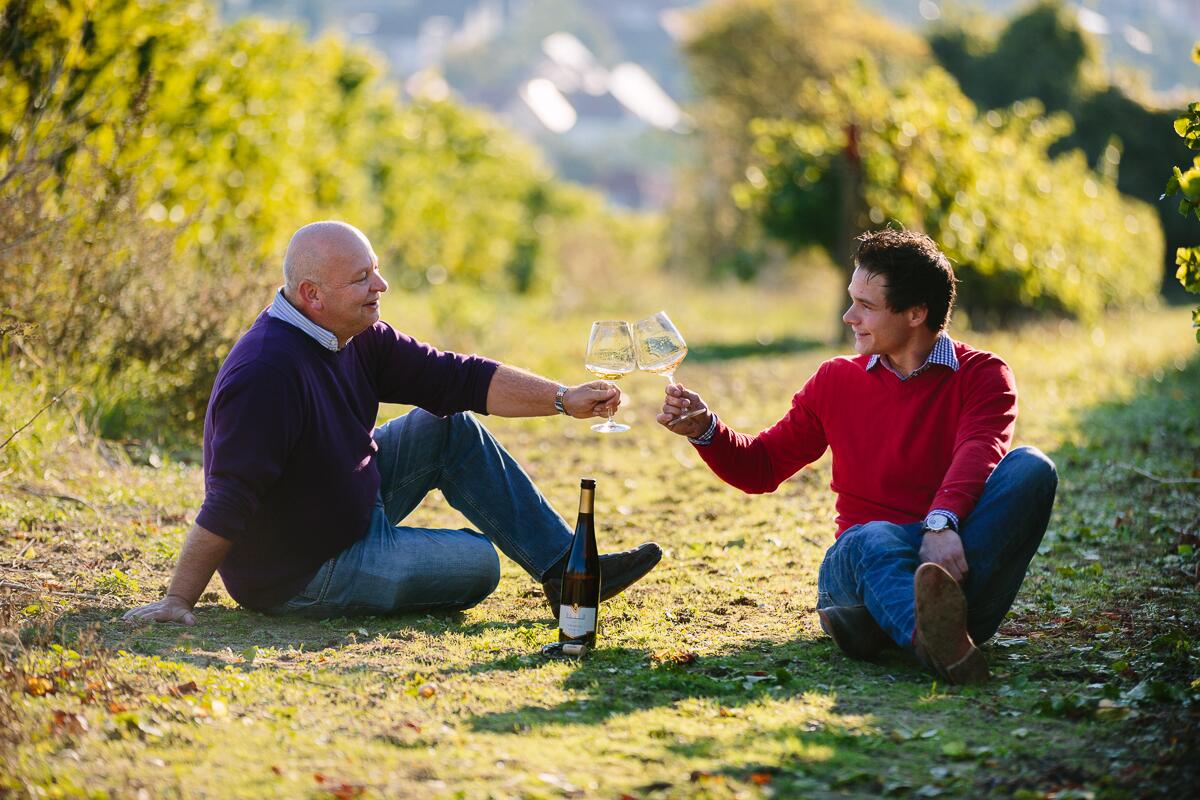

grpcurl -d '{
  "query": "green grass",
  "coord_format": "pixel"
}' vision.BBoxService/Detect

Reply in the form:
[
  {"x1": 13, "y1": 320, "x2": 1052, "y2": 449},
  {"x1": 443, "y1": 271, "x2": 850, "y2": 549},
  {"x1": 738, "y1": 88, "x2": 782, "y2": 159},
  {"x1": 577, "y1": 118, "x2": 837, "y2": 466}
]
[{"x1": 2, "y1": 276, "x2": 1198, "y2": 799}]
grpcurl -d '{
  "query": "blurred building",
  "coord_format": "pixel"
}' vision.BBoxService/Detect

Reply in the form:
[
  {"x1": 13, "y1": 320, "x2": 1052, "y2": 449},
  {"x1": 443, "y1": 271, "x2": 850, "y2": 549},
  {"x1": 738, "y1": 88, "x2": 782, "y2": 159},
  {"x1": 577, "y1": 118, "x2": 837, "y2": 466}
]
[{"x1": 218, "y1": 0, "x2": 697, "y2": 210}]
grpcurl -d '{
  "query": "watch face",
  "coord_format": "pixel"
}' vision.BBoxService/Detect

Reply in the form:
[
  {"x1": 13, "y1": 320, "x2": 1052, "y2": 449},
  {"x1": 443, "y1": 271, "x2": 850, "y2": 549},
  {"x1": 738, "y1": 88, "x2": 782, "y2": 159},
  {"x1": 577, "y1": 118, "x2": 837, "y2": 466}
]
[{"x1": 926, "y1": 513, "x2": 949, "y2": 531}]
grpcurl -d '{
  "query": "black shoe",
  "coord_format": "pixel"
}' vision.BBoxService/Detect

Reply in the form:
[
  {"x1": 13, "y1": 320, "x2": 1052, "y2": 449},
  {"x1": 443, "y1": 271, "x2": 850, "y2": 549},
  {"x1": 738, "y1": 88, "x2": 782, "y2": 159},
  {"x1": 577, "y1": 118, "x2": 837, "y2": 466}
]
[
  {"x1": 817, "y1": 604, "x2": 896, "y2": 661},
  {"x1": 542, "y1": 542, "x2": 663, "y2": 613}
]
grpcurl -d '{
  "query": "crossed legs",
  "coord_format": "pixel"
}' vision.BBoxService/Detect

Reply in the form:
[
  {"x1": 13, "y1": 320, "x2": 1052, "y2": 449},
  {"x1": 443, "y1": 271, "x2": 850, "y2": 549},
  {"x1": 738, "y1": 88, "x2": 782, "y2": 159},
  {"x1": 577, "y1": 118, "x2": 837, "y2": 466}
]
[{"x1": 816, "y1": 447, "x2": 1058, "y2": 673}]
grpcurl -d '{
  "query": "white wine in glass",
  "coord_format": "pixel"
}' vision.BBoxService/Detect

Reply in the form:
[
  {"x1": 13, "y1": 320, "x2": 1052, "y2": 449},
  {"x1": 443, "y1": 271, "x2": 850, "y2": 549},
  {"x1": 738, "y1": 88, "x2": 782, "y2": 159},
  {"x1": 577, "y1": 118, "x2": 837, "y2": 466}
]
[
  {"x1": 634, "y1": 311, "x2": 688, "y2": 384},
  {"x1": 585, "y1": 320, "x2": 635, "y2": 433}
]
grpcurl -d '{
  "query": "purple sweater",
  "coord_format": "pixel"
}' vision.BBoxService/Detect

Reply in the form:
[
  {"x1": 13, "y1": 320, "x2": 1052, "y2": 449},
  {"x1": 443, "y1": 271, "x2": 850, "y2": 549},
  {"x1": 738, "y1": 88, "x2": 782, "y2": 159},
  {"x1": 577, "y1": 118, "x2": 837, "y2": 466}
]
[{"x1": 196, "y1": 312, "x2": 499, "y2": 609}]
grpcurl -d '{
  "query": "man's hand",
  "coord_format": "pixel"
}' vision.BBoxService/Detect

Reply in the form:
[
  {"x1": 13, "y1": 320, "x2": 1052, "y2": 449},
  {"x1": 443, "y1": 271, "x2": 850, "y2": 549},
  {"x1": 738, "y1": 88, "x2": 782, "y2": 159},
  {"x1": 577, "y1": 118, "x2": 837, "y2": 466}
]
[
  {"x1": 120, "y1": 522, "x2": 231, "y2": 627},
  {"x1": 563, "y1": 381, "x2": 621, "y2": 419},
  {"x1": 918, "y1": 530, "x2": 969, "y2": 583},
  {"x1": 656, "y1": 383, "x2": 711, "y2": 438},
  {"x1": 122, "y1": 594, "x2": 197, "y2": 626}
]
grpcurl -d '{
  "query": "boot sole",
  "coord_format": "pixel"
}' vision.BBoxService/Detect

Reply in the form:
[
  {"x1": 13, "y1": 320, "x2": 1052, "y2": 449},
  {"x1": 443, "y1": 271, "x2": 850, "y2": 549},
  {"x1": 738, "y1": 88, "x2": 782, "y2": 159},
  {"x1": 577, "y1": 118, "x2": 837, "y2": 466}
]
[{"x1": 914, "y1": 564, "x2": 989, "y2": 684}]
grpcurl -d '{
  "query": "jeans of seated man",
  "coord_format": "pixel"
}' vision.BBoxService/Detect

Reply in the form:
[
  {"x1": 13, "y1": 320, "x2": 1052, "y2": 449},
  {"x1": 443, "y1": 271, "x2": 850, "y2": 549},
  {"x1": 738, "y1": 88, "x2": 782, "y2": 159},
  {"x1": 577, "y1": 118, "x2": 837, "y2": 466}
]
[
  {"x1": 816, "y1": 446, "x2": 1058, "y2": 647},
  {"x1": 269, "y1": 410, "x2": 573, "y2": 617}
]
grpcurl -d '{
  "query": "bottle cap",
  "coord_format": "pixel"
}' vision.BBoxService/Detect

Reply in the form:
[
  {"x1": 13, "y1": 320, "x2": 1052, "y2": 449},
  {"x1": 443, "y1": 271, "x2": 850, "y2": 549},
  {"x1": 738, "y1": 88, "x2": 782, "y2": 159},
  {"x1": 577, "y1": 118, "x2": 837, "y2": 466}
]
[{"x1": 580, "y1": 478, "x2": 596, "y2": 489}]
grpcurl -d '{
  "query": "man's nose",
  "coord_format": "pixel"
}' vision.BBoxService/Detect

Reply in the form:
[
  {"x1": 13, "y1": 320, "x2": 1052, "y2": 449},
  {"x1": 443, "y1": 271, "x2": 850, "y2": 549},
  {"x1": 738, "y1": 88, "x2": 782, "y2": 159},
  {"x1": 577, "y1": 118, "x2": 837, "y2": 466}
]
[
  {"x1": 373, "y1": 273, "x2": 389, "y2": 293},
  {"x1": 842, "y1": 307, "x2": 855, "y2": 325}
]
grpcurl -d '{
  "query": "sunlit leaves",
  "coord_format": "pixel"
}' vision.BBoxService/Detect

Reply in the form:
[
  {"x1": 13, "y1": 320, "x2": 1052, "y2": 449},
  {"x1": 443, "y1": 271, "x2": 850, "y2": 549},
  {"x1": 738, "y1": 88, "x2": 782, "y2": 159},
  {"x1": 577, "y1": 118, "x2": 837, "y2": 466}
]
[
  {"x1": 1165, "y1": 41, "x2": 1200, "y2": 341},
  {"x1": 0, "y1": 0, "x2": 637, "y2": 442},
  {"x1": 740, "y1": 60, "x2": 1161, "y2": 321}
]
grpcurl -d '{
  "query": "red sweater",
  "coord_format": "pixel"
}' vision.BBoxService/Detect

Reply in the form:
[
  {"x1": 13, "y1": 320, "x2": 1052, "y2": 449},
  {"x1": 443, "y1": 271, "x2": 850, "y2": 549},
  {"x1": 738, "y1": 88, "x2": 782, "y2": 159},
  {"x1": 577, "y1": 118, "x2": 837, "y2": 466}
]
[{"x1": 695, "y1": 341, "x2": 1016, "y2": 535}]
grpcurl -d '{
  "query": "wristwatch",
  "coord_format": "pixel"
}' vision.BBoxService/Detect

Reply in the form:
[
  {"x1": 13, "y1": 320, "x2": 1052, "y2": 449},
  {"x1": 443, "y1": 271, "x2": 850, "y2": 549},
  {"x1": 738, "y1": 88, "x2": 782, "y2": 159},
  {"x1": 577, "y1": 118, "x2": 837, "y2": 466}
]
[
  {"x1": 922, "y1": 512, "x2": 956, "y2": 534},
  {"x1": 554, "y1": 385, "x2": 569, "y2": 415}
]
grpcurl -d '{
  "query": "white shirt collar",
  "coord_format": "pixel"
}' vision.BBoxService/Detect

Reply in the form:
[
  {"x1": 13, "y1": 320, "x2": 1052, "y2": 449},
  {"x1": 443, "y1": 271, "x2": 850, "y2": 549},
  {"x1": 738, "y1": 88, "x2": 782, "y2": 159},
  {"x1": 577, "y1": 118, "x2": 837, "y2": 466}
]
[{"x1": 267, "y1": 290, "x2": 341, "y2": 351}]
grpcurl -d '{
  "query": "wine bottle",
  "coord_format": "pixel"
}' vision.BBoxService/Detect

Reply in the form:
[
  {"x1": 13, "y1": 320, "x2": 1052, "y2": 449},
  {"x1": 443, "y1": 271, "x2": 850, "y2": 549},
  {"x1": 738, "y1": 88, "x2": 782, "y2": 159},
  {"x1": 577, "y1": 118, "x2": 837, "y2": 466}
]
[{"x1": 558, "y1": 478, "x2": 602, "y2": 651}]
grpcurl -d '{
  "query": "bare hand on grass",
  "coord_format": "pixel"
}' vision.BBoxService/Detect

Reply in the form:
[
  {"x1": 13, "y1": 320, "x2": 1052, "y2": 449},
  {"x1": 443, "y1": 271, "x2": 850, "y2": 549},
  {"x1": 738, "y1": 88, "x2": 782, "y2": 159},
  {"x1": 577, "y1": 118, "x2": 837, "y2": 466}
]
[{"x1": 122, "y1": 595, "x2": 197, "y2": 626}]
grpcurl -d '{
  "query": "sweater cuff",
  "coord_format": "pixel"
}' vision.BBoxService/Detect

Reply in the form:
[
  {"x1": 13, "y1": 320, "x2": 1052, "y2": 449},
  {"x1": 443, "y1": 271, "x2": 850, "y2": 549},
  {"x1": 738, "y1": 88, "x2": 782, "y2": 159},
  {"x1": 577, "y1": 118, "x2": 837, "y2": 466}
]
[{"x1": 688, "y1": 415, "x2": 719, "y2": 446}]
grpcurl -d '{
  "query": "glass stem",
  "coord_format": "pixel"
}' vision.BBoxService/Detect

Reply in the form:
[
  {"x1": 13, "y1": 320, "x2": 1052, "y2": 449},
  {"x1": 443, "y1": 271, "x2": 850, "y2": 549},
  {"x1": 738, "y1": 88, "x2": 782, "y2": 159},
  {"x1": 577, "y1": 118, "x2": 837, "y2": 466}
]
[{"x1": 606, "y1": 380, "x2": 616, "y2": 423}]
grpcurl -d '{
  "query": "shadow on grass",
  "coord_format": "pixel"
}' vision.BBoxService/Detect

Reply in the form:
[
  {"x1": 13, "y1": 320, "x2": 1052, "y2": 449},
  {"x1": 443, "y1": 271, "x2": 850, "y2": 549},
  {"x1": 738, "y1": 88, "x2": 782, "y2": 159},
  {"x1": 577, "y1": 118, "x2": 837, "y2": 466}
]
[
  {"x1": 1051, "y1": 351, "x2": 1199, "y2": 467},
  {"x1": 462, "y1": 637, "x2": 934, "y2": 734},
  {"x1": 688, "y1": 336, "x2": 824, "y2": 363},
  {"x1": 55, "y1": 604, "x2": 552, "y2": 670}
]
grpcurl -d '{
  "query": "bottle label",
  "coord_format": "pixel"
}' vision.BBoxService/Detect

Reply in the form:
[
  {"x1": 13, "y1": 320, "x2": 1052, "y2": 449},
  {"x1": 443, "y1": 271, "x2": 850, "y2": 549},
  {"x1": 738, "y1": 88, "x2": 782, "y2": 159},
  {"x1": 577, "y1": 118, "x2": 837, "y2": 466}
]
[{"x1": 558, "y1": 604, "x2": 597, "y2": 638}]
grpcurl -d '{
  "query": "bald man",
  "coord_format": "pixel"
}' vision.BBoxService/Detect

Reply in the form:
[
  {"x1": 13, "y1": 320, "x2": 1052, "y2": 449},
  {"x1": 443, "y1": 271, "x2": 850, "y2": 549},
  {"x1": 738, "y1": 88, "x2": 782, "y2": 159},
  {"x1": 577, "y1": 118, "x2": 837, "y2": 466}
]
[{"x1": 124, "y1": 221, "x2": 661, "y2": 625}]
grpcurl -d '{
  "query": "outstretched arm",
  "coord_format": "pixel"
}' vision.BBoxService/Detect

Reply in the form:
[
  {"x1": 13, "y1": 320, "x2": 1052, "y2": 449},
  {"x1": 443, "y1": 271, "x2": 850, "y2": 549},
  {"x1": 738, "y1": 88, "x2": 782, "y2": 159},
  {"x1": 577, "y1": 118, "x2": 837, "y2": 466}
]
[
  {"x1": 485, "y1": 364, "x2": 620, "y2": 419},
  {"x1": 122, "y1": 523, "x2": 232, "y2": 626},
  {"x1": 658, "y1": 377, "x2": 829, "y2": 495}
]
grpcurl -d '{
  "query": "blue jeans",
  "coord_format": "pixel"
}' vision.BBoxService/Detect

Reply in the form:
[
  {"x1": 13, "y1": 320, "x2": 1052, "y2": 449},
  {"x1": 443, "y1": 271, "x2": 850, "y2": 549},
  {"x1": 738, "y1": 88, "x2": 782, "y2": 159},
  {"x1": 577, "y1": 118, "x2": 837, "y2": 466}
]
[
  {"x1": 269, "y1": 410, "x2": 573, "y2": 616},
  {"x1": 816, "y1": 447, "x2": 1057, "y2": 647}
]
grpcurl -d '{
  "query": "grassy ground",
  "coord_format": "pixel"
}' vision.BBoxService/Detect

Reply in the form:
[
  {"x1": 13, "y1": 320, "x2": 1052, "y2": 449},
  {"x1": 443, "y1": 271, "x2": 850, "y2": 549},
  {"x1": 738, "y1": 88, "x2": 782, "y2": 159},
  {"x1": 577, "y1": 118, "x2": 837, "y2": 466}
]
[{"x1": 1, "y1": 275, "x2": 1198, "y2": 799}]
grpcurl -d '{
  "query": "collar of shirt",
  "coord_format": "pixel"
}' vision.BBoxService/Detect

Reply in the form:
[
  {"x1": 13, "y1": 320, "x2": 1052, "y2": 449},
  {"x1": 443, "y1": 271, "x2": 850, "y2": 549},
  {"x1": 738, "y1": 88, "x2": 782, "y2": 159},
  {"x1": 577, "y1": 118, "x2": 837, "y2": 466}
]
[
  {"x1": 267, "y1": 289, "x2": 342, "y2": 352},
  {"x1": 866, "y1": 332, "x2": 959, "y2": 381}
]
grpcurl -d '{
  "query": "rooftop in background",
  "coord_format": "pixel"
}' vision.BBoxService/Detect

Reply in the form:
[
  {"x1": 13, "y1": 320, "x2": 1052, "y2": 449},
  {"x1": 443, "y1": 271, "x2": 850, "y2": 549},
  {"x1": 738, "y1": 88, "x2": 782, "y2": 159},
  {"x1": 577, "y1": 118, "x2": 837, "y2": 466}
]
[{"x1": 216, "y1": 0, "x2": 1198, "y2": 210}]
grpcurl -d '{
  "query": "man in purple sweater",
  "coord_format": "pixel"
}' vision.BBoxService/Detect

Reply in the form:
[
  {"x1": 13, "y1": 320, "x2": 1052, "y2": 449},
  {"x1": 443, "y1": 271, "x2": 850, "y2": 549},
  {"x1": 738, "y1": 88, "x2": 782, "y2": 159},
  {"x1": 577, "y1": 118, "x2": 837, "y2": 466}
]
[{"x1": 123, "y1": 221, "x2": 661, "y2": 625}]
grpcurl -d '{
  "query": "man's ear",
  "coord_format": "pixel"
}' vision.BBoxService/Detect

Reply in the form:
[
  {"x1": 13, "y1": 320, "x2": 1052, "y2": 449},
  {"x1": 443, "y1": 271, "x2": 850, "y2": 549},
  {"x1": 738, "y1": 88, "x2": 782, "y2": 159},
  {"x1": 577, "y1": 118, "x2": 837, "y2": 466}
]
[
  {"x1": 298, "y1": 279, "x2": 323, "y2": 311},
  {"x1": 908, "y1": 304, "x2": 929, "y2": 328}
]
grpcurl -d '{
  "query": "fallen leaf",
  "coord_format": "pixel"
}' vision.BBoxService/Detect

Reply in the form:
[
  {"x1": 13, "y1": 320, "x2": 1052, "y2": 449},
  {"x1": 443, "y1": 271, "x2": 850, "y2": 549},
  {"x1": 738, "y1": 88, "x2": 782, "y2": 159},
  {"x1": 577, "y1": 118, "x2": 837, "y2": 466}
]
[
  {"x1": 749, "y1": 772, "x2": 772, "y2": 785},
  {"x1": 271, "y1": 765, "x2": 284, "y2": 776},
  {"x1": 741, "y1": 673, "x2": 772, "y2": 689},
  {"x1": 24, "y1": 676, "x2": 54, "y2": 696},
  {"x1": 690, "y1": 771, "x2": 723, "y2": 784},
  {"x1": 313, "y1": 773, "x2": 365, "y2": 799},
  {"x1": 651, "y1": 649, "x2": 698, "y2": 665},
  {"x1": 50, "y1": 710, "x2": 89, "y2": 736},
  {"x1": 169, "y1": 681, "x2": 199, "y2": 697},
  {"x1": 418, "y1": 683, "x2": 437, "y2": 698}
]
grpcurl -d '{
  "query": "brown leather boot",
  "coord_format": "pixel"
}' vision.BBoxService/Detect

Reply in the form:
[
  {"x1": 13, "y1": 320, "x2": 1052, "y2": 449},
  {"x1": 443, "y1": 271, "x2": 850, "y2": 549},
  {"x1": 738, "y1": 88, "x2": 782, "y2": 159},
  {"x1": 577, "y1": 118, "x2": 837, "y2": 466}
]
[{"x1": 912, "y1": 563, "x2": 989, "y2": 684}]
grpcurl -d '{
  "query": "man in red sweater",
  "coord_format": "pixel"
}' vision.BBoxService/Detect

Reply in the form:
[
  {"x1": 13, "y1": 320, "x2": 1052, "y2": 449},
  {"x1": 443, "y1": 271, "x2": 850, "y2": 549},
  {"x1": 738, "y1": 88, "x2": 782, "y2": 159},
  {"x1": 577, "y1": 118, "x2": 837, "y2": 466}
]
[{"x1": 658, "y1": 229, "x2": 1056, "y2": 683}]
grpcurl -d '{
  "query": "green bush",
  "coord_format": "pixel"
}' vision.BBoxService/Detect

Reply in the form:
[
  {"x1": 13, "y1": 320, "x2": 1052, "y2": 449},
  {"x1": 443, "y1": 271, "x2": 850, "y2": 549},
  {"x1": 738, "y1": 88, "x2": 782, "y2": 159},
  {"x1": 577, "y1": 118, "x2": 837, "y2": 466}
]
[
  {"x1": 0, "y1": 0, "x2": 657, "y2": 447},
  {"x1": 929, "y1": 0, "x2": 1190, "y2": 291},
  {"x1": 1163, "y1": 44, "x2": 1200, "y2": 341},
  {"x1": 740, "y1": 62, "x2": 1162, "y2": 322},
  {"x1": 672, "y1": 0, "x2": 929, "y2": 279}
]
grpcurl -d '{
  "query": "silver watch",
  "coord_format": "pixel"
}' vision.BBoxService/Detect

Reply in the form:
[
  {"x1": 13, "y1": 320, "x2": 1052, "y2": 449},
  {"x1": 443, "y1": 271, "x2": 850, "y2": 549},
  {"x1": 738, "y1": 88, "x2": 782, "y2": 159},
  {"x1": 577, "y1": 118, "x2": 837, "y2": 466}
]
[
  {"x1": 922, "y1": 512, "x2": 954, "y2": 534},
  {"x1": 554, "y1": 385, "x2": 569, "y2": 415}
]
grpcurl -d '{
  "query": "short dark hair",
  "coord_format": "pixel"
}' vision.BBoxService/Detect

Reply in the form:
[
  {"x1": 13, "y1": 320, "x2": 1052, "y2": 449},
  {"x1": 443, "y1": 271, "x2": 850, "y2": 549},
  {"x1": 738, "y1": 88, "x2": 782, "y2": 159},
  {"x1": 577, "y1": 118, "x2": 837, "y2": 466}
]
[{"x1": 853, "y1": 229, "x2": 957, "y2": 332}]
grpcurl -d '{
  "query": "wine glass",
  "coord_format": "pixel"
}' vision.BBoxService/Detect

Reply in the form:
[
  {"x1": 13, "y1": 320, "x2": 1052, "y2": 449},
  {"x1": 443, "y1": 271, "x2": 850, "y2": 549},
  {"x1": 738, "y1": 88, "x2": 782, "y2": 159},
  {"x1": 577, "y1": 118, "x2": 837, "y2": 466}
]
[
  {"x1": 633, "y1": 311, "x2": 688, "y2": 384},
  {"x1": 584, "y1": 320, "x2": 635, "y2": 433}
]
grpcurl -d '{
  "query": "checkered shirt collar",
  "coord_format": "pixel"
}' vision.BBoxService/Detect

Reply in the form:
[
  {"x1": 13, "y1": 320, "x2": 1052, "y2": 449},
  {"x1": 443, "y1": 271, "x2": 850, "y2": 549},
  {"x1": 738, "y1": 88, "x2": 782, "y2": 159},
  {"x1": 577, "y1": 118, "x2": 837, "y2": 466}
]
[{"x1": 866, "y1": 332, "x2": 959, "y2": 380}]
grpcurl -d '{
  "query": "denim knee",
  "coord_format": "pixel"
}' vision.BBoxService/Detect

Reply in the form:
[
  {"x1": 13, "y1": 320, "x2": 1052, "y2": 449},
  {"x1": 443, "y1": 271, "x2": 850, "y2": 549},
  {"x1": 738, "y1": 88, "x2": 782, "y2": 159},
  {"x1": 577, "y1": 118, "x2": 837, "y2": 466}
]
[
  {"x1": 447, "y1": 410, "x2": 484, "y2": 437},
  {"x1": 1002, "y1": 446, "x2": 1058, "y2": 496},
  {"x1": 446, "y1": 411, "x2": 495, "y2": 452}
]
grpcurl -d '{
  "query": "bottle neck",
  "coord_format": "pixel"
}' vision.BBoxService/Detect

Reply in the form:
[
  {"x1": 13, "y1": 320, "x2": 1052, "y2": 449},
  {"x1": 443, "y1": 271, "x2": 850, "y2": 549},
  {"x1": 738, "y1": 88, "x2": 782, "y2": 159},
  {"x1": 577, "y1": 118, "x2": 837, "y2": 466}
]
[{"x1": 578, "y1": 488, "x2": 594, "y2": 515}]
